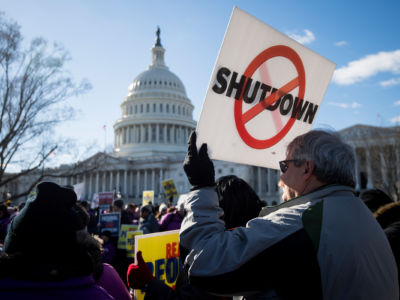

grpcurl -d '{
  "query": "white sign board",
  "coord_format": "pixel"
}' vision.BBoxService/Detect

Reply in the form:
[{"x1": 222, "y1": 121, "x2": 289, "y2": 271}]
[{"x1": 196, "y1": 7, "x2": 335, "y2": 169}]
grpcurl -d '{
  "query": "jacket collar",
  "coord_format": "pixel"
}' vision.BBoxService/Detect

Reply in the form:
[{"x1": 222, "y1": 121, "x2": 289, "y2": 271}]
[{"x1": 259, "y1": 184, "x2": 355, "y2": 217}]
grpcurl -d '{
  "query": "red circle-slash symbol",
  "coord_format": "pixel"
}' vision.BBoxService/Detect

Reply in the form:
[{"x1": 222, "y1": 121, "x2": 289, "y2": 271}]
[{"x1": 234, "y1": 45, "x2": 306, "y2": 149}]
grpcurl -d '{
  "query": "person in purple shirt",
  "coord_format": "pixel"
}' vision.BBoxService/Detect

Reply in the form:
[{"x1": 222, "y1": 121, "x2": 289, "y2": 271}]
[{"x1": 158, "y1": 200, "x2": 186, "y2": 231}]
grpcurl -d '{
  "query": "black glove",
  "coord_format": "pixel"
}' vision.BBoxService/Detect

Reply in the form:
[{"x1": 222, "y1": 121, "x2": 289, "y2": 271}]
[{"x1": 183, "y1": 131, "x2": 215, "y2": 190}]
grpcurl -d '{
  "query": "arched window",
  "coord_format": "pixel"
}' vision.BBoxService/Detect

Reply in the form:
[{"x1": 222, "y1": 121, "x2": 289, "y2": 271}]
[
  {"x1": 172, "y1": 105, "x2": 175, "y2": 114},
  {"x1": 166, "y1": 104, "x2": 169, "y2": 113},
  {"x1": 178, "y1": 106, "x2": 181, "y2": 114}
]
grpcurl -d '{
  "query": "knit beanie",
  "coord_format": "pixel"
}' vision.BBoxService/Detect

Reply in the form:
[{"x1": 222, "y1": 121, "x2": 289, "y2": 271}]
[
  {"x1": 4, "y1": 181, "x2": 86, "y2": 255},
  {"x1": 360, "y1": 189, "x2": 393, "y2": 213}
]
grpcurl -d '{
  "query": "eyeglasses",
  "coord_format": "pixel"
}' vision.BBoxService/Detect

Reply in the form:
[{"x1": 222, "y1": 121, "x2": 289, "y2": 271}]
[{"x1": 279, "y1": 159, "x2": 302, "y2": 173}]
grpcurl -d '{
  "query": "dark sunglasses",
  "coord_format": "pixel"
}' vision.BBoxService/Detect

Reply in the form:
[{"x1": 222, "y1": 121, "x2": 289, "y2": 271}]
[{"x1": 279, "y1": 159, "x2": 303, "y2": 173}]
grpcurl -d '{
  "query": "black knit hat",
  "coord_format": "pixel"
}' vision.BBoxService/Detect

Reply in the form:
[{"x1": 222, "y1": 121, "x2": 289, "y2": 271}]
[
  {"x1": 360, "y1": 188, "x2": 393, "y2": 213},
  {"x1": 4, "y1": 181, "x2": 86, "y2": 255}
]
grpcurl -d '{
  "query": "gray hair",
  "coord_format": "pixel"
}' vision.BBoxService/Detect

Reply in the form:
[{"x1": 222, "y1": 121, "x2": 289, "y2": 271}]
[{"x1": 287, "y1": 130, "x2": 356, "y2": 187}]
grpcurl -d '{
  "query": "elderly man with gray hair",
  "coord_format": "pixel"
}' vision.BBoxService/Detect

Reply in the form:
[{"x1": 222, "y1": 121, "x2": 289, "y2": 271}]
[{"x1": 180, "y1": 130, "x2": 398, "y2": 299}]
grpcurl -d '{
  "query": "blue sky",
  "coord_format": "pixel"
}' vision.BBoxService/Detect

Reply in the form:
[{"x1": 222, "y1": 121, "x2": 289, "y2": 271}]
[{"x1": 1, "y1": 0, "x2": 400, "y2": 165}]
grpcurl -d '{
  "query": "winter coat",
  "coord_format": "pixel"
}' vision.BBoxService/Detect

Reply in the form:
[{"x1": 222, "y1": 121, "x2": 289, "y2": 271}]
[
  {"x1": 0, "y1": 216, "x2": 10, "y2": 243},
  {"x1": 97, "y1": 263, "x2": 131, "y2": 300},
  {"x1": 139, "y1": 213, "x2": 160, "y2": 234},
  {"x1": 180, "y1": 185, "x2": 399, "y2": 299},
  {"x1": 374, "y1": 201, "x2": 400, "y2": 295},
  {"x1": 0, "y1": 275, "x2": 115, "y2": 300}
]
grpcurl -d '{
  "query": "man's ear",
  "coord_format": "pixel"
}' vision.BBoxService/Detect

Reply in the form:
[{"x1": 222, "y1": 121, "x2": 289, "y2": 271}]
[{"x1": 304, "y1": 161, "x2": 315, "y2": 179}]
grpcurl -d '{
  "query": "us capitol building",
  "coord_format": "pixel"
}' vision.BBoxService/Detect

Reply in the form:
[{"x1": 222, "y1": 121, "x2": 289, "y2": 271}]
[
  {"x1": 8, "y1": 30, "x2": 400, "y2": 204},
  {"x1": 15, "y1": 29, "x2": 283, "y2": 205}
]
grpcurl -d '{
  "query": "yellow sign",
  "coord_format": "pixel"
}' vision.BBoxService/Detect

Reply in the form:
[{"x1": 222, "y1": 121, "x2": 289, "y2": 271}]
[
  {"x1": 117, "y1": 224, "x2": 139, "y2": 249},
  {"x1": 126, "y1": 231, "x2": 143, "y2": 258},
  {"x1": 135, "y1": 230, "x2": 180, "y2": 300},
  {"x1": 161, "y1": 179, "x2": 178, "y2": 199},
  {"x1": 142, "y1": 190, "x2": 154, "y2": 206}
]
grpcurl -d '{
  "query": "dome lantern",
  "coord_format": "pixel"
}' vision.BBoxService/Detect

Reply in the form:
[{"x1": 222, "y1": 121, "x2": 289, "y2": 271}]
[{"x1": 150, "y1": 26, "x2": 167, "y2": 70}]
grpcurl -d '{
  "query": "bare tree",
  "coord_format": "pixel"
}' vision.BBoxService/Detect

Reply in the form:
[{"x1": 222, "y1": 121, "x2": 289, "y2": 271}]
[{"x1": 0, "y1": 12, "x2": 92, "y2": 200}]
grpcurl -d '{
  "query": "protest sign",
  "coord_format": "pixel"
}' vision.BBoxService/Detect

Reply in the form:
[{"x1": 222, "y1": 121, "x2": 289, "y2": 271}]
[
  {"x1": 73, "y1": 181, "x2": 85, "y2": 200},
  {"x1": 126, "y1": 231, "x2": 143, "y2": 258},
  {"x1": 135, "y1": 230, "x2": 180, "y2": 300},
  {"x1": 142, "y1": 190, "x2": 154, "y2": 206},
  {"x1": 98, "y1": 191, "x2": 114, "y2": 210},
  {"x1": 99, "y1": 212, "x2": 120, "y2": 237},
  {"x1": 196, "y1": 7, "x2": 335, "y2": 169},
  {"x1": 161, "y1": 179, "x2": 178, "y2": 199},
  {"x1": 91, "y1": 193, "x2": 99, "y2": 209},
  {"x1": 117, "y1": 224, "x2": 139, "y2": 249}
]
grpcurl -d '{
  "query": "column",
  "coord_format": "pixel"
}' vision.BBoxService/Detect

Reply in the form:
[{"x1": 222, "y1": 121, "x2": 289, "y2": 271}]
[
  {"x1": 170, "y1": 126, "x2": 174, "y2": 144},
  {"x1": 354, "y1": 152, "x2": 361, "y2": 191},
  {"x1": 88, "y1": 174, "x2": 93, "y2": 200},
  {"x1": 133, "y1": 125, "x2": 137, "y2": 143},
  {"x1": 380, "y1": 150, "x2": 388, "y2": 184},
  {"x1": 267, "y1": 169, "x2": 272, "y2": 195},
  {"x1": 124, "y1": 170, "x2": 128, "y2": 196},
  {"x1": 152, "y1": 169, "x2": 155, "y2": 191},
  {"x1": 140, "y1": 125, "x2": 144, "y2": 143},
  {"x1": 365, "y1": 148, "x2": 374, "y2": 189},
  {"x1": 136, "y1": 170, "x2": 140, "y2": 198},
  {"x1": 144, "y1": 170, "x2": 147, "y2": 190},
  {"x1": 156, "y1": 124, "x2": 160, "y2": 143},
  {"x1": 116, "y1": 171, "x2": 120, "y2": 193},
  {"x1": 103, "y1": 172, "x2": 106, "y2": 192},
  {"x1": 160, "y1": 169, "x2": 164, "y2": 195},
  {"x1": 95, "y1": 172, "x2": 99, "y2": 194},
  {"x1": 110, "y1": 171, "x2": 114, "y2": 191},
  {"x1": 185, "y1": 127, "x2": 189, "y2": 142}
]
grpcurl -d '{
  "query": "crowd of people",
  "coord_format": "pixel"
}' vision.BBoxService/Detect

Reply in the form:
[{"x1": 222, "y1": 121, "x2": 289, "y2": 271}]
[{"x1": 0, "y1": 129, "x2": 399, "y2": 299}]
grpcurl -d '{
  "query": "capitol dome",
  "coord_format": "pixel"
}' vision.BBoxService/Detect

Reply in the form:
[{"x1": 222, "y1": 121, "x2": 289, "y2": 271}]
[{"x1": 114, "y1": 28, "x2": 196, "y2": 158}]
